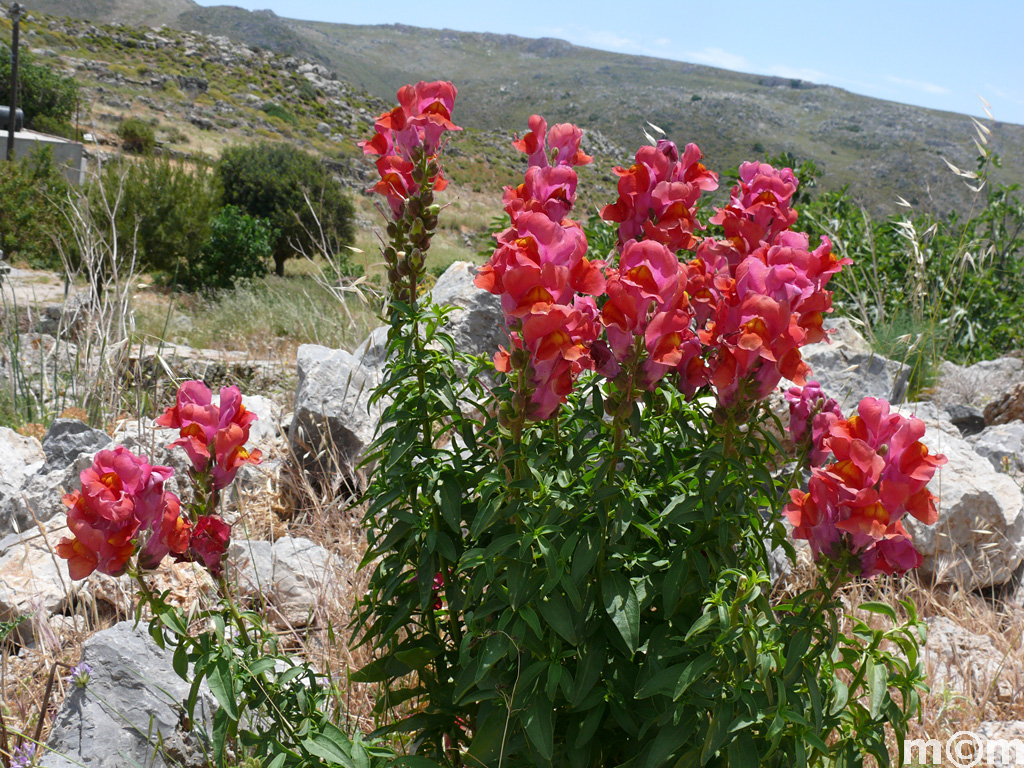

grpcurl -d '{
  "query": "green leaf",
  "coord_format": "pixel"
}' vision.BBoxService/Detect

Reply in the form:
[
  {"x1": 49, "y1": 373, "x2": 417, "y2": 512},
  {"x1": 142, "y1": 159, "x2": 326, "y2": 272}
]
[
  {"x1": 700, "y1": 702, "x2": 732, "y2": 765},
  {"x1": 859, "y1": 601, "x2": 898, "y2": 621},
  {"x1": 537, "y1": 592, "x2": 577, "y2": 644},
  {"x1": 830, "y1": 676, "x2": 849, "y2": 715},
  {"x1": 684, "y1": 612, "x2": 715, "y2": 642},
  {"x1": 601, "y1": 572, "x2": 640, "y2": 654},
  {"x1": 207, "y1": 656, "x2": 239, "y2": 722},
  {"x1": 264, "y1": 754, "x2": 287, "y2": 768},
  {"x1": 674, "y1": 653, "x2": 717, "y2": 700},
  {"x1": 522, "y1": 698, "x2": 554, "y2": 760},
  {"x1": 438, "y1": 475, "x2": 463, "y2": 533},
  {"x1": 172, "y1": 644, "x2": 189, "y2": 681},
  {"x1": 392, "y1": 758, "x2": 448, "y2": 768},
  {"x1": 394, "y1": 646, "x2": 439, "y2": 670},
  {"x1": 868, "y1": 659, "x2": 889, "y2": 718},
  {"x1": 725, "y1": 732, "x2": 758, "y2": 768}
]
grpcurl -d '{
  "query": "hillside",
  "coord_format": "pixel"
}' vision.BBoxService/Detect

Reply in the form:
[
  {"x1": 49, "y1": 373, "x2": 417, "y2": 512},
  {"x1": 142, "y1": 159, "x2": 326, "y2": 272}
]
[{"x1": 27, "y1": 0, "x2": 1024, "y2": 217}]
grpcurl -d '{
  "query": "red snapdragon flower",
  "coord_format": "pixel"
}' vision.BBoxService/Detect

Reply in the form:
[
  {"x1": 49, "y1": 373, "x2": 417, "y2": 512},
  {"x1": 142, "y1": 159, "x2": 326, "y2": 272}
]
[
  {"x1": 360, "y1": 80, "x2": 461, "y2": 214},
  {"x1": 601, "y1": 140, "x2": 718, "y2": 252},
  {"x1": 155, "y1": 380, "x2": 262, "y2": 490},
  {"x1": 182, "y1": 515, "x2": 232, "y2": 579},
  {"x1": 56, "y1": 447, "x2": 183, "y2": 579},
  {"x1": 784, "y1": 397, "x2": 947, "y2": 578}
]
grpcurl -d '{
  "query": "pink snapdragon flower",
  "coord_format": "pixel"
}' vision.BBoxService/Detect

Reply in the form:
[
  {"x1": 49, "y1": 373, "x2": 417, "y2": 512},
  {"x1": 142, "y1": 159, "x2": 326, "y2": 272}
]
[
  {"x1": 360, "y1": 80, "x2": 461, "y2": 214},
  {"x1": 784, "y1": 398, "x2": 947, "y2": 578},
  {"x1": 56, "y1": 446, "x2": 184, "y2": 579},
  {"x1": 155, "y1": 381, "x2": 262, "y2": 490},
  {"x1": 785, "y1": 381, "x2": 842, "y2": 464}
]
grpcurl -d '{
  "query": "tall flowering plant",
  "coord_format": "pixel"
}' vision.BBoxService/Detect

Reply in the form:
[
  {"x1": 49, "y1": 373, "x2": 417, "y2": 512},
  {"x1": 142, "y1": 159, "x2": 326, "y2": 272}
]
[
  {"x1": 357, "y1": 93, "x2": 943, "y2": 768},
  {"x1": 51, "y1": 382, "x2": 387, "y2": 768}
]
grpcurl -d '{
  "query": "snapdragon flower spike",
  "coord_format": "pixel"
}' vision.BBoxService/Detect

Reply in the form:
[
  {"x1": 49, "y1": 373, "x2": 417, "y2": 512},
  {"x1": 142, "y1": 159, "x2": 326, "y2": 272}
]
[
  {"x1": 601, "y1": 140, "x2": 718, "y2": 253},
  {"x1": 155, "y1": 380, "x2": 262, "y2": 491},
  {"x1": 599, "y1": 238, "x2": 698, "y2": 389},
  {"x1": 784, "y1": 397, "x2": 947, "y2": 578},
  {"x1": 360, "y1": 80, "x2": 461, "y2": 214},
  {"x1": 478, "y1": 116, "x2": 604, "y2": 420},
  {"x1": 710, "y1": 161, "x2": 799, "y2": 251},
  {"x1": 512, "y1": 114, "x2": 593, "y2": 168},
  {"x1": 55, "y1": 446, "x2": 184, "y2": 579},
  {"x1": 682, "y1": 162, "x2": 850, "y2": 408},
  {"x1": 785, "y1": 380, "x2": 842, "y2": 464}
]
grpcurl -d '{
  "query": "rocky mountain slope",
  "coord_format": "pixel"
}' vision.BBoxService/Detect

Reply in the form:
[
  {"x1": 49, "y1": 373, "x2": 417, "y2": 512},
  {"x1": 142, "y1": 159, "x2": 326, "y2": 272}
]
[{"x1": 28, "y1": 0, "x2": 1024, "y2": 216}]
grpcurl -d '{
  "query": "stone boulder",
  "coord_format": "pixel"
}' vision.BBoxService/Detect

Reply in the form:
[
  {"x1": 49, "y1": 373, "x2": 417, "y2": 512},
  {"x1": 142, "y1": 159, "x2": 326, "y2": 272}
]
[
  {"x1": 288, "y1": 344, "x2": 385, "y2": 483},
  {"x1": 229, "y1": 536, "x2": 344, "y2": 629},
  {"x1": 0, "y1": 514, "x2": 75, "y2": 641},
  {"x1": 797, "y1": 317, "x2": 910, "y2": 410},
  {"x1": 0, "y1": 427, "x2": 46, "y2": 534},
  {"x1": 972, "y1": 421, "x2": 1024, "y2": 473},
  {"x1": 39, "y1": 621, "x2": 215, "y2": 768},
  {"x1": 41, "y1": 418, "x2": 111, "y2": 473},
  {"x1": 924, "y1": 617, "x2": 1021, "y2": 704},
  {"x1": 985, "y1": 381, "x2": 1024, "y2": 427},
  {"x1": 904, "y1": 418, "x2": 1024, "y2": 588},
  {"x1": 352, "y1": 260, "x2": 505, "y2": 369},
  {"x1": 935, "y1": 356, "x2": 1024, "y2": 408}
]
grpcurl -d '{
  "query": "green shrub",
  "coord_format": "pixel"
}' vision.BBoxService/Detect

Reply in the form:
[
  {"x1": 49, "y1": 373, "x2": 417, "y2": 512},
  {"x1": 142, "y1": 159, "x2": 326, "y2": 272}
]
[
  {"x1": 0, "y1": 148, "x2": 72, "y2": 268},
  {"x1": 0, "y1": 45, "x2": 79, "y2": 130},
  {"x1": 186, "y1": 205, "x2": 276, "y2": 291},
  {"x1": 217, "y1": 142, "x2": 355, "y2": 276},
  {"x1": 260, "y1": 101, "x2": 297, "y2": 125},
  {"x1": 117, "y1": 117, "x2": 157, "y2": 154},
  {"x1": 801, "y1": 180, "x2": 1024, "y2": 363},
  {"x1": 96, "y1": 157, "x2": 220, "y2": 279}
]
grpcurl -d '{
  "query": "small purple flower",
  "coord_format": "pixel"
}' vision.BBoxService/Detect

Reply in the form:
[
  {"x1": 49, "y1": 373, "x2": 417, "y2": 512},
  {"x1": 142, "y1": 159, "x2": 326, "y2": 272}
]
[
  {"x1": 11, "y1": 743, "x2": 36, "y2": 768},
  {"x1": 66, "y1": 662, "x2": 92, "y2": 689}
]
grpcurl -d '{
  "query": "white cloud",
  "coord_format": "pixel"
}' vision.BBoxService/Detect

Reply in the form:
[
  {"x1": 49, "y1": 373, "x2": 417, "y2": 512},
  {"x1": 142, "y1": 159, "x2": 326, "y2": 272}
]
[
  {"x1": 654, "y1": 37, "x2": 671, "y2": 47},
  {"x1": 684, "y1": 47, "x2": 749, "y2": 71},
  {"x1": 885, "y1": 75, "x2": 951, "y2": 95}
]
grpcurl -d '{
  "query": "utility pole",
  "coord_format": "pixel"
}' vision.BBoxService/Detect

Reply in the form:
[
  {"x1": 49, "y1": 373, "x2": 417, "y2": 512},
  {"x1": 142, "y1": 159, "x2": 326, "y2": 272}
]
[{"x1": 5, "y1": 3, "x2": 24, "y2": 162}]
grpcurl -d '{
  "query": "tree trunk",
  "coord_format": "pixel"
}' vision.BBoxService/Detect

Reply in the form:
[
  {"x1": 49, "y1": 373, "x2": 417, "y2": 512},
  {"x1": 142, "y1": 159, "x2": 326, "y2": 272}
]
[{"x1": 274, "y1": 252, "x2": 285, "y2": 277}]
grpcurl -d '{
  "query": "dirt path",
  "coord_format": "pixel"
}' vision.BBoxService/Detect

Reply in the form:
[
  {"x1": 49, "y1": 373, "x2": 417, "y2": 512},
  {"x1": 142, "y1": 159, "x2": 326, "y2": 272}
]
[{"x1": 1, "y1": 268, "x2": 79, "y2": 307}]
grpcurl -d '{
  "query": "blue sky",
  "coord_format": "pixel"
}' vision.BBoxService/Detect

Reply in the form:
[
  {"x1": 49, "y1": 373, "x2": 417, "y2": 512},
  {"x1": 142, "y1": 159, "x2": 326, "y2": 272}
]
[{"x1": 194, "y1": 0, "x2": 1024, "y2": 126}]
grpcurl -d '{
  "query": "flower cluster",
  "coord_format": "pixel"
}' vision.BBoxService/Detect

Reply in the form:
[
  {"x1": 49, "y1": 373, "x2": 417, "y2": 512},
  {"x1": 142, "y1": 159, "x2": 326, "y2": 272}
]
[
  {"x1": 66, "y1": 662, "x2": 92, "y2": 689},
  {"x1": 601, "y1": 139, "x2": 717, "y2": 252},
  {"x1": 11, "y1": 743, "x2": 35, "y2": 768},
  {"x1": 361, "y1": 80, "x2": 461, "y2": 305},
  {"x1": 595, "y1": 140, "x2": 719, "y2": 393},
  {"x1": 360, "y1": 80, "x2": 461, "y2": 215},
  {"x1": 56, "y1": 446, "x2": 186, "y2": 579},
  {"x1": 682, "y1": 163, "x2": 850, "y2": 406},
  {"x1": 784, "y1": 395, "x2": 947, "y2": 577},
  {"x1": 57, "y1": 381, "x2": 260, "y2": 582},
  {"x1": 156, "y1": 381, "x2": 262, "y2": 491},
  {"x1": 475, "y1": 115, "x2": 605, "y2": 419}
]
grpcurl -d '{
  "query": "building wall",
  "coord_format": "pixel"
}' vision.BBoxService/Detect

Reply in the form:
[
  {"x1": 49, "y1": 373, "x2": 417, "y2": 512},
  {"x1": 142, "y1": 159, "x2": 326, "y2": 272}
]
[{"x1": 6, "y1": 132, "x2": 86, "y2": 185}]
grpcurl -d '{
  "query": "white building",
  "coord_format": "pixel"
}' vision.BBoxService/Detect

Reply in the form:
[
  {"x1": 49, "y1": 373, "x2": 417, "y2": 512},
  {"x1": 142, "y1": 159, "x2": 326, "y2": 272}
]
[{"x1": 4, "y1": 128, "x2": 86, "y2": 185}]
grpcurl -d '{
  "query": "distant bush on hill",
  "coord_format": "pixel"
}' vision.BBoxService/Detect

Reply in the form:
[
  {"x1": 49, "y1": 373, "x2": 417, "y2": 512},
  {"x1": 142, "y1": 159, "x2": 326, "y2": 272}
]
[
  {"x1": 96, "y1": 157, "x2": 220, "y2": 281},
  {"x1": 117, "y1": 117, "x2": 157, "y2": 154},
  {"x1": 186, "y1": 205, "x2": 276, "y2": 291},
  {"x1": 0, "y1": 148, "x2": 72, "y2": 268}
]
